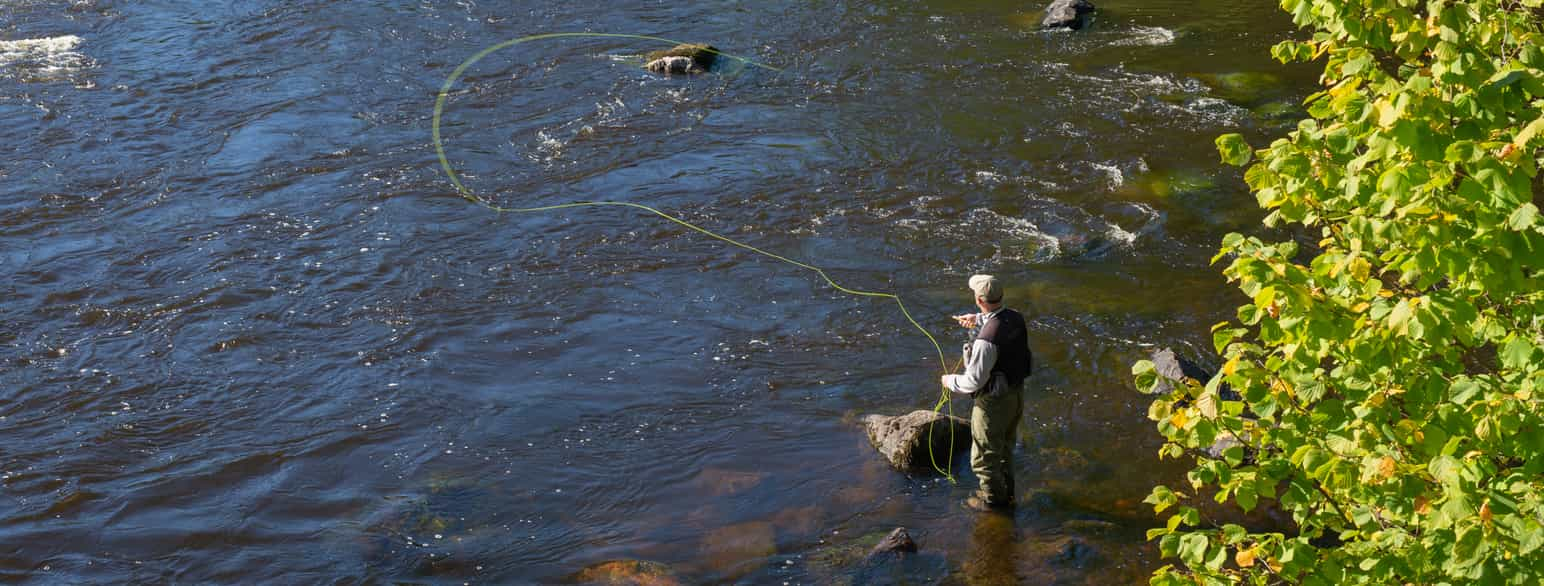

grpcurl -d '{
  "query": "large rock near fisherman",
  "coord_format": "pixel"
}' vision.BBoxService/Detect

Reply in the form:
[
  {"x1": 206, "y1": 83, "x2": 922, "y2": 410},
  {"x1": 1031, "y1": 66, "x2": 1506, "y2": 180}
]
[
  {"x1": 644, "y1": 43, "x2": 717, "y2": 74},
  {"x1": 862, "y1": 410, "x2": 970, "y2": 472},
  {"x1": 1041, "y1": 0, "x2": 1096, "y2": 30}
]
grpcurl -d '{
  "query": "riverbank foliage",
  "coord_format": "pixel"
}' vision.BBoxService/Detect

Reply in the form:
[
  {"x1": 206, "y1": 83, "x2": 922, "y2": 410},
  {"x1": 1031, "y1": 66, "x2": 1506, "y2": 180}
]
[{"x1": 1133, "y1": 0, "x2": 1544, "y2": 584}]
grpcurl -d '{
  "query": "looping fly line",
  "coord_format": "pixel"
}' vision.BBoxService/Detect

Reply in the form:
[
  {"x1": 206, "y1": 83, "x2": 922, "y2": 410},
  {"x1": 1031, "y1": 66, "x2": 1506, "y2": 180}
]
[{"x1": 432, "y1": 32, "x2": 960, "y2": 481}]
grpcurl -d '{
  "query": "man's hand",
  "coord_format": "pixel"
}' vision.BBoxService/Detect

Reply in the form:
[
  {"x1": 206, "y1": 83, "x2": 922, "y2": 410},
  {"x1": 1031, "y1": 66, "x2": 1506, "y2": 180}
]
[
  {"x1": 940, "y1": 374, "x2": 951, "y2": 389},
  {"x1": 953, "y1": 314, "x2": 979, "y2": 329}
]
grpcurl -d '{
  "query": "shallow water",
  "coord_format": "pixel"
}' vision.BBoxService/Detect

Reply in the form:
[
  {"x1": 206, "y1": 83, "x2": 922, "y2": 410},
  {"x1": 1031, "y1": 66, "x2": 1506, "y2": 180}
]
[{"x1": 2, "y1": 0, "x2": 1314, "y2": 582}]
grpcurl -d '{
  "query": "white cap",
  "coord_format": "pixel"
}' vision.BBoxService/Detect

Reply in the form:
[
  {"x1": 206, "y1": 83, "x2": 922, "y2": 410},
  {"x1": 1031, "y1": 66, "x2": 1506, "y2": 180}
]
[{"x1": 969, "y1": 274, "x2": 1002, "y2": 303}]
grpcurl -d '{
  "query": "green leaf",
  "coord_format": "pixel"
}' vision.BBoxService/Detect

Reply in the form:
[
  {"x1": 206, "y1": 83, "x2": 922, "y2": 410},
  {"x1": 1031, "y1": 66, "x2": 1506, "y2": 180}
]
[
  {"x1": 1236, "y1": 482, "x2": 1259, "y2": 512},
  {"x1": 1509, "y1": 203, "x2": 1539, "y2": 230},
  {"x1": 1145, "y1": 485, "x2": 1178, "y2": 513},
  {"x1": 1429, "y1": 455, "x2": 1462, "y2": 487},
  {"x1": 1521, "y1": 520, "x2": 1544, "y2": 555},
  {"x1": 1217, "y1": 134, "x2": 1252, "y2": 166},
  {"x1": 1451, "y1": 524, "x2": 1486, "y2": 567},
  {"x1": 1222, "y1": 524, "x2": 1248, "y2": 544},
  {"x1": 1179, "y1": 533, "x2": 1210, "y2": 566},
  {"x1": 1501, "y1": 336, "x2": 1537, "y2": 371},
  {"x1": 1450, "y1": 378, "x2": 1483, "y2": 404}
]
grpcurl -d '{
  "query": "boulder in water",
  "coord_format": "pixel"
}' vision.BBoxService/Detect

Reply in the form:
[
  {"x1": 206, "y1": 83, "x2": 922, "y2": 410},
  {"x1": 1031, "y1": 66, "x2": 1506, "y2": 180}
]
[
  {"x1": 1148, "y1": 347, "x2": 1240, "y2": 400},
  {"x1": 1041, "y1": 0, "x2": 1096, "y2": 30},
  {"x1": 1148, "y1": 348, "x2": 1213, "y2": 396},
  {"x1": 862, "y1": 410, "x2": 970, "y2": 472},
  {"x1": 644, "y1": 44, "x2": 718, "y2": 74}
]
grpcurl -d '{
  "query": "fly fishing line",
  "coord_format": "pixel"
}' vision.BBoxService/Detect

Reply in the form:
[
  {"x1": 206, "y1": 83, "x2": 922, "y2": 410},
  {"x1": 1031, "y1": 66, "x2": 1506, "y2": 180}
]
[{"x1": 432, "y1": 32, "x2": 961, "y2": 481}]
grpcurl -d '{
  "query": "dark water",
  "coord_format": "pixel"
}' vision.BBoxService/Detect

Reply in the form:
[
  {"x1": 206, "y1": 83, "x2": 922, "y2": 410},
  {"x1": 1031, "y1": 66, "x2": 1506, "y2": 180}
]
[{"x1": 3, "y1": 1, "x2": 1314, "y2": 582}]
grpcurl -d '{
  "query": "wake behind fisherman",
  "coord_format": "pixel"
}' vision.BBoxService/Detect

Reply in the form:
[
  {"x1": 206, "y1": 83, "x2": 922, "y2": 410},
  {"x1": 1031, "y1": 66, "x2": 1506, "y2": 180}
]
[{"x1": 941, "y1": 274, "x2": 1032, "y2": 511}]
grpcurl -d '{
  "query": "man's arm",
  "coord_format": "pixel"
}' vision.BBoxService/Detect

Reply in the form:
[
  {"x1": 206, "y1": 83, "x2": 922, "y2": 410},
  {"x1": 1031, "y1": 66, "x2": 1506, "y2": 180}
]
[{"x1": 943, "y1": 339, "x2": 998, "y2": 394}]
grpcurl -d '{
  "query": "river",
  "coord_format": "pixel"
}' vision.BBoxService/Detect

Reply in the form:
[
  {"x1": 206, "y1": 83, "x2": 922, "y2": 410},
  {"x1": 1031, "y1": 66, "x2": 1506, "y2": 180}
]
[{"x1": 2, "y1": 0, "x2": 1313, "y2": 582}]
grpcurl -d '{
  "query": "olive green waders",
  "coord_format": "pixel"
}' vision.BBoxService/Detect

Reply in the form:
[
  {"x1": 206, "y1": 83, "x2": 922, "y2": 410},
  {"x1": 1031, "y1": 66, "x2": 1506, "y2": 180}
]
[{"x1": 970, "y1": 382, "x2": 1023, "y2": 505}]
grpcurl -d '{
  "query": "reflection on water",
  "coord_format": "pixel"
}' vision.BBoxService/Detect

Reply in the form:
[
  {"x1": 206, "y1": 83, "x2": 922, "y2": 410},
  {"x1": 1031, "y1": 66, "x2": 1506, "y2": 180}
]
[
  {"x1": 2, "y1": 0, "x2": 1312, "y2": 582},
  {"x1": 964, "y1": 512, "x2": 1018, "y2": 585}
]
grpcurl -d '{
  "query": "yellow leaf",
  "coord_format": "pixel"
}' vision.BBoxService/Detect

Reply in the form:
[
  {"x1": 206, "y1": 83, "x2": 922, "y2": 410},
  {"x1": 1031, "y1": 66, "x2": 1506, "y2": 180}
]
[
  {"x1": 1350, "y1": 257, "x2": 1371, "y2": 282},
  {"x1": 1378, "y1": 289, "x2": 1395, "y2": 298},
  {"x1": 1236, "y1": 546, "x2": 1257, "y2": 568},
  {"x1": 1351, "y1": 301, "x2": 1370, "y2": 313},
  {"x1": 1481, "y1": 500, "x2": 1493, "y2": 525},
  {"x1": 1170, "y1": 409, "x2": 1190, "y2": 429},
  {"x1": 1378, "y1": 456, "x2": 1396, "y2": 480},
  {"x1": 1223, "y1": 355, "x2": 1240, "y2": 376}
]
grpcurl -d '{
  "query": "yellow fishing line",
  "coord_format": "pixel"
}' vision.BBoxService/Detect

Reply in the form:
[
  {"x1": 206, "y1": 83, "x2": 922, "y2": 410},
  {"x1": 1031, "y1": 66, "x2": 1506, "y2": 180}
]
[{"x1": 432, "y1": 32, "x2": 961, "y2": 482}]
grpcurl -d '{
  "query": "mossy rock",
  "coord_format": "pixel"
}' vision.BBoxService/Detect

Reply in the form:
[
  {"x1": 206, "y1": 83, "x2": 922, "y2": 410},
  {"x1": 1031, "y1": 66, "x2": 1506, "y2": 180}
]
[
  {"x1": 808, "y1": 529, "x2": 895, "y2": 571},
  {"x1": 364, "y1": 474, "x2": 498, "y2": 544},
  {"x1": 1147, "y1": 168, "x2": 1216, "y2": 199},
  {"x1": 1194, "y1": 72, "x2": 1284, "y2": 106},
  {"x1": 568, "y1": 559, "x2": 683, "y2": 585},
  {"x1": 643, "y1": 44, "x2": 718, "y2": 74},
  {"x1": 1252, "y1": 99, "x2": 1306, "y2": 124}
]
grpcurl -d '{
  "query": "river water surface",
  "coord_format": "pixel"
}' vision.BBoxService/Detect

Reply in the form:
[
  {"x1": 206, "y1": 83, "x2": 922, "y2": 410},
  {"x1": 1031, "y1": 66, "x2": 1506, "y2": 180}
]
[{"x1": 3, "y1": 0, "x2": 1314, "y2": 582}]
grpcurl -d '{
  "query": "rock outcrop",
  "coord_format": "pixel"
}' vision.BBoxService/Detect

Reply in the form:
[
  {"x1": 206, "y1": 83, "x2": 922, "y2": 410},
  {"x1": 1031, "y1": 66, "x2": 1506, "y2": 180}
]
[
  {"x1": 644, "y1": 44, "x2": 718, "y2": 75},
  {"x1": 862, "y1": 410, "x2": 970, "y2": 472},
  {"x1": 1041, "y1": 0, "x2": 1096, "y2": 30}
]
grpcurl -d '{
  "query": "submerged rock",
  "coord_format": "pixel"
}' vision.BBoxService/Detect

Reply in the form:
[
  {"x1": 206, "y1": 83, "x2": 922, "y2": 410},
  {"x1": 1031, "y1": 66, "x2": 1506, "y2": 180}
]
[
  {"x1": 1057, "y1": 519, "x2": 1121, "y2": 537},
  {"x1": 808, "y1": 527, "x2": 950, "y2": 585},
  {"x1": 700, "y1": 521, "x2": 776, "y2": 578},
  {"x1": 1147, "y1": 169, "x2": 1217, "y2": 199},
  {"x1": 1041, "y1": 0, "x2": 1096, "y2": 30},
  {"x1": 644, "y1": 44, "x2": 718, "y2": 74},
  {"x1": 1050, "y1": 538, "x2": 1098, "y2": 568},
  {"x1": 569, "y1": 559, "x2": 683, "y2": 585},
  {"x1": 862, "y1": 410, "x2": 970, "y2": 472},
  {"x1": 1194, "y1": 71, "x2": 1285, "y2": 106},
  {"x1": 868, "y1": 527, "x2": 918, "y2": 558}
]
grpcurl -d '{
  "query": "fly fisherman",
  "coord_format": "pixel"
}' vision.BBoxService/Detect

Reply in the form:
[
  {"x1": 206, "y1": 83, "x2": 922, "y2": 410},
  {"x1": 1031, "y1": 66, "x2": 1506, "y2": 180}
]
[{"x1": 940, "y1": 274, "x2": 1031, "y2": 511}]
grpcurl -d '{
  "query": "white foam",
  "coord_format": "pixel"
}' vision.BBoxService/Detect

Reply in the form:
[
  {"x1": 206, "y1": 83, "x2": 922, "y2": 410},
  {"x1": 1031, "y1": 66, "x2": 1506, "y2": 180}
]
[
  {"x1": 0, "y1": 35, "x2": 82, "y2": 57},
  {"x1": 1090, "y1": 161, "x2": 1123, "y2": 189},
  {"x1": 0, "y1": 35, "x2": 89, "y2": 81},
  {"x1": 965, "y1": 208, "x2": 1062, "y2": 258},
  {"x1": 1104, "y1": 202, "x2": 1163, "y2": 246},
  {"x1": 1111, "y1": 26, "x2": 1177, "y2": 47},
  {"x1": 975, "y1": 170, "x2": 1006, "y2": 184}
]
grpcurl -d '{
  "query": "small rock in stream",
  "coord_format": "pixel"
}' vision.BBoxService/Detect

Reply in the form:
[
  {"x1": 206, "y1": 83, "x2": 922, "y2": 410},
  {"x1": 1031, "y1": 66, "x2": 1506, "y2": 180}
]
[
  {"x1": 643, "y1": 43, "x2": 718, "y2": 74},
  {"x1": 867, "y1": 527, "x2": 918, "y2": 558},
  {"x1": 1041, "y1": 0, "x2": 1096, "y2": 30}
]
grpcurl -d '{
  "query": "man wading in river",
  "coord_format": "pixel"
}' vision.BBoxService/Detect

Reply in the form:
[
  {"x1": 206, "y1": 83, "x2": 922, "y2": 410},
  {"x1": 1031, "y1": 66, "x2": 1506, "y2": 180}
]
[{"x1": 941, "y1": 274, "x2": 1031, "y2": 511}]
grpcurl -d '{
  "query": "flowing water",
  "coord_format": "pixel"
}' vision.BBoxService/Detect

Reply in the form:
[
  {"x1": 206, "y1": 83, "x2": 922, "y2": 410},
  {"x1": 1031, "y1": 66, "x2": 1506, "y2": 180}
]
[{"x1": 2, "y1": 0, "x2": 1317, "y2": 582}]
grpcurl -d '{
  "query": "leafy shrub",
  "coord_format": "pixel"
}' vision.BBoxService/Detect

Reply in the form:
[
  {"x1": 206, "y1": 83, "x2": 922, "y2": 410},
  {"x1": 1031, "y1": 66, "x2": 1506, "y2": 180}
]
[{"x1": 1133, "y1": 0, "x2": 1544, "y2": 583}]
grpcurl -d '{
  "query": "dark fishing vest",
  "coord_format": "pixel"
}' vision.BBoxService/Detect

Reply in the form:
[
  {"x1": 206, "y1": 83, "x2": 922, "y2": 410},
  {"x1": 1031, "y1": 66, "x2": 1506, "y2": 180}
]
[{"x1": 977, "y1": 309, "x2": 1032, "y2": 388}]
